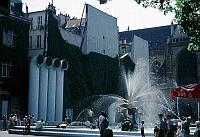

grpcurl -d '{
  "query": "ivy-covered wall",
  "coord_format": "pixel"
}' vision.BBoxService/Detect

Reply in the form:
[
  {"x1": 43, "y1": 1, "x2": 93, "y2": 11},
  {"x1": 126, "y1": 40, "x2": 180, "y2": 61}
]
[{"x1": 47, "y1": 10, "x2": 135, "y2": 117}]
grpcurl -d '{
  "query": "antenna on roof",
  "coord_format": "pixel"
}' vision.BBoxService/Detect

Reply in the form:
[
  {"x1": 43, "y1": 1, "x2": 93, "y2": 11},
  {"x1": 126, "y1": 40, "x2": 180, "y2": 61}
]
[
  {"x1": 52, "y1": 0, "x2": 53, "y2": 5},
  {"x1": 25, "y1": 3, "x2": 28, "y2": 14}
]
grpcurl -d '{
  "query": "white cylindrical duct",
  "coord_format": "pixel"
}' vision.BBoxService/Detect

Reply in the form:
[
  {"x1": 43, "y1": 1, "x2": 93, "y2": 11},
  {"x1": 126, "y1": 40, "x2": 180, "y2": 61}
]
[
  {"x1": 38, "y1": 57, "x2": 49, "y2": 121},
  {"x1": 55, "y1": 59, "x2": 68, "y2": 121},
  {"x1": 55, "y1": 58, "x2": 62, "y2": 121},
  {"x1": 47, "y1": 57, "x2": 56, "y2": 121},
  {"x1": 61, "y1": 59, "x2": 69, "y2": 70},
  {"x1": 28, "y1": 55, "x2": 44, "y2": 121},
  {"x1": 55, "y1": 69, "x2": 64, "y2": 121}
]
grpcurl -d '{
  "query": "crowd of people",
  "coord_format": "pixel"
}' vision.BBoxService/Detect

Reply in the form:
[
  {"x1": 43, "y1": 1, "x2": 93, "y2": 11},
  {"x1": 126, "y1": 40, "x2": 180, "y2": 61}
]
[
  {"x1": 155, "y1": 113, "x2": 198, "y2": 137},
  {"x1": 2, "y1": 113, "x2": 36, "y2": 132},
  {"x1": 155, "y1": 113, "x2": 178, "y2": 137},
  {"x1": 2, "y1": 111, "x2": 200, "y2": 137},
  {"x1": 119, "y1": 112, "x2": 200, "y2": 137}
]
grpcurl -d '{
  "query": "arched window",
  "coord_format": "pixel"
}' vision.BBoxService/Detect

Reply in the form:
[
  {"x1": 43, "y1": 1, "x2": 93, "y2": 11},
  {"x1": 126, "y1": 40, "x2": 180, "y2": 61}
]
[{"x1": 177, "y1": 49, "x2": 198, "y2": 85}]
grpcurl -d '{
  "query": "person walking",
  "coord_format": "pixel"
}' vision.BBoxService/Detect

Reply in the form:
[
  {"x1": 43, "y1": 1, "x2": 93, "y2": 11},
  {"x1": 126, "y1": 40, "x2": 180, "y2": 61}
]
[
  {"x1": 193, "y1": 121, "x2": 200, "y2": 137},
  {"x1": 154, "y1": 126, "x2": 159, "y2": 137},
  {"x1": 2, "y1": 113, "x2": 8, "y2": 131},
  {"x1": 98, "y1": 111, "x2": 109, "y2": 137},
  {"x1": 27, "y1": 115, "x2": 31, "y2": 132},
  {"x1": 14, "y1": 114, "x2": 18, "y2": 126},
  {"x1": 166, "y1": 114, "x2": 175, "y2": 137},
  {"x1": 23, "y1": 115, "x2": 28, "y2": 132},
  {"x1": 9, "y1": 114, "x2": 15, "y2": 129},
  {"x1": 158, "y1": 114, "x2": 164, "y2": 137},
  {"x1": 141, "y1": 120, "x2": 145, "y2": 137},
  {"x1": 163, "y1": 117, "x2": 168, "y2": 136},
  {"x1": 182, "y1": 117, "x2": 191, "y2": 137}
]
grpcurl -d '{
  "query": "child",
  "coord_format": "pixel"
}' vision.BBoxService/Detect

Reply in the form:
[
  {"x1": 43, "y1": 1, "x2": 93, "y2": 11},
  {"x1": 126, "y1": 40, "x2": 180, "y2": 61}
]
[
  {"x1": 141, "y1": 121, "x2": 145, "y2": 137},
  {"x1": 154, "y1": 126, "x2": 159, "y2": 137}
]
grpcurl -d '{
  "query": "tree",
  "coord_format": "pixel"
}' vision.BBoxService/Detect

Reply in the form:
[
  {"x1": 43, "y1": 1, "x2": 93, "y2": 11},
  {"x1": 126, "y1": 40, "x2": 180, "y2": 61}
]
[
  {"x1": 99, "y1": 0, "x2": 200, "y2": 50},
  {"x1": 173, "y1": 0, "x2": 200, "y2": 50}
]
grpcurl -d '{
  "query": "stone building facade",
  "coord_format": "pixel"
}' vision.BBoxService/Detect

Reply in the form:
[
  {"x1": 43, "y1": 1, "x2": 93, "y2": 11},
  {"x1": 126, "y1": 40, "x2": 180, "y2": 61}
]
[
  {"x1": 0, "y1": 0, "x2": 30, "y2": 117},
  {"x1": 119, "y1": 24, "x2": 200, "y2": 88},
  {"x1": 119, "y1": 23, "x2": 200, "y2": 117}
]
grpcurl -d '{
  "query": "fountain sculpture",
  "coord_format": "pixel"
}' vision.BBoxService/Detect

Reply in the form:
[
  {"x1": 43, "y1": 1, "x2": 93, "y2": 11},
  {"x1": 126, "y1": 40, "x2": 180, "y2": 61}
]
[{"x1": 75, "y1": 58, "x2": 175, "y2": 128}]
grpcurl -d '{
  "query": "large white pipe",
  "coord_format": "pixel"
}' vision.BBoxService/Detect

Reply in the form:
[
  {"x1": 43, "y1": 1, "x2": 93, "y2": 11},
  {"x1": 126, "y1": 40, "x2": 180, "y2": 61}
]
[
  {"x1": 38, "y1": 57, "x2": 48, "y2": 121},
  {"x1": 47, "y1": 57, "x2": 56, "y2": 121},
  {"x1": 28, "y1": 55, "x2": 44, "y2": 121},
  {"x1": 55, "y1": 59, "x2": 68, "y2": 122},
  {"x1": 55, "y1": 59, "x2": 62, "y2": 122},
  {"x1": 61, "y1": 60, "x2": 69, "y2": 71},
  {"x1": 55, "y1": 68, "x2": 63, "y2": 122}
]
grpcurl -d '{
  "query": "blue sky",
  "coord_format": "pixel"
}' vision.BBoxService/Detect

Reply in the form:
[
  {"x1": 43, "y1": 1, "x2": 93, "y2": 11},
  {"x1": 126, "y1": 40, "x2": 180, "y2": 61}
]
[{"x1": 22, "y1": 0, "x2": 174, "y2": 31}]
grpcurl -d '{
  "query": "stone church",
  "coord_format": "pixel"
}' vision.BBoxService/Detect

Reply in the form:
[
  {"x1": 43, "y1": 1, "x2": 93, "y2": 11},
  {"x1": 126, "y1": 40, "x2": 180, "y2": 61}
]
[
  {"x1": 119, "y1": 23, "x2": 199, "y2": 89},
  {"x1": 119, "y1": 23, "x2": 200, "y2": 117}
]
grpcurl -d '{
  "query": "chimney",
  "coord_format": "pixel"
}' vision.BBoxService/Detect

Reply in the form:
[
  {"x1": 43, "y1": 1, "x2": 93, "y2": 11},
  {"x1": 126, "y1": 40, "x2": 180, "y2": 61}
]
[
  {"x1": 25, "y1": 3, "x2": 28, "y2": 18},
  {"x1": 170, "y1": 21, "x2": 174, "y2": 36}
]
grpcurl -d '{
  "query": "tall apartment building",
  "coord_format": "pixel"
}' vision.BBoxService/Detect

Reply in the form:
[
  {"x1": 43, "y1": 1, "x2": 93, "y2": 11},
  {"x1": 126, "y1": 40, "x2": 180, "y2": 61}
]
[
  {"x1": 0, "y1": 0, "x2": 30, "y2": 117},
  {"x1": 29, "y1": 3, "x2": 119, "y2": 58},
  {"x1": 81, "y1": 4, "x2": 119, "y2": 58},
  {"x1": 28, "y1": 3, "x2": 70, "y2": 57}
]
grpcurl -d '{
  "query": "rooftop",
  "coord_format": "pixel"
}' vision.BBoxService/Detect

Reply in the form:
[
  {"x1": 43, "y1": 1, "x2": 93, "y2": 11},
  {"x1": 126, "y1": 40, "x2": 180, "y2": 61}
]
[{"x1": 119, "y1": 25, "x2": 177, "y2": 47}]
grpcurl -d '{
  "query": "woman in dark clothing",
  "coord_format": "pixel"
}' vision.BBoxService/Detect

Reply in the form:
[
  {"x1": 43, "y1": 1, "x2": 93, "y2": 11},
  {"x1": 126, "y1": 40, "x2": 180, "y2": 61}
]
[{"x1": 98, "y1": 111, "x2": 109, "y2": 137}]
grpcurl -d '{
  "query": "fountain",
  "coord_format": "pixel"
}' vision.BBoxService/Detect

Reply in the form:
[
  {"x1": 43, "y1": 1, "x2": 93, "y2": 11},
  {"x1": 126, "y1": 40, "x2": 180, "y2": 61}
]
[
  {"x1": 122, "y1": 58, "x2": 175, "y2": 126},
  {"x1": 73, "y1": 58, "x2": 175, "y2": 129}
]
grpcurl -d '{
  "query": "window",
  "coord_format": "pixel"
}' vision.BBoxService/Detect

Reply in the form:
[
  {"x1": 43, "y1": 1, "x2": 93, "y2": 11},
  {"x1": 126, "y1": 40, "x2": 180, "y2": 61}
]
[
  {"x1": 37, "y1": 35, "x2": 42, "y2": 48},
  {"x1": 122, "y1": 46, "x2": 128, "y2": 55},
  {"x1": 0, "y1": 63, "x2": 13, "y2": 77},
  {"x1": 29, "y1": 36, "x2": 32, "y2": 49},
  {"x1": 122, "y1": 47, "x2": 127, "y2": 55},
  {"x1": 37, "y1": 16, "x2": 42, "y2": 28},
  {"x1": 2, "y1": 30, "x2": 15, "y2": 47}
]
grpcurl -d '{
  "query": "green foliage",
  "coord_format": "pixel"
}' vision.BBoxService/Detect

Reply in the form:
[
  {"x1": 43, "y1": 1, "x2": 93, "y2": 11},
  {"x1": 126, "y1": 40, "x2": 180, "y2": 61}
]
[{"x1": 173, "y1": 0, "x2": 200, "y2": 50}]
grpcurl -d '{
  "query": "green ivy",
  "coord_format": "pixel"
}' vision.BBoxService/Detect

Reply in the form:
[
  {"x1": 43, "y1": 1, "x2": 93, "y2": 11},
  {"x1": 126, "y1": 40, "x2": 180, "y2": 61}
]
[{"x1": 46, "y1": 10, "x2": 134, "y2": 112}]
